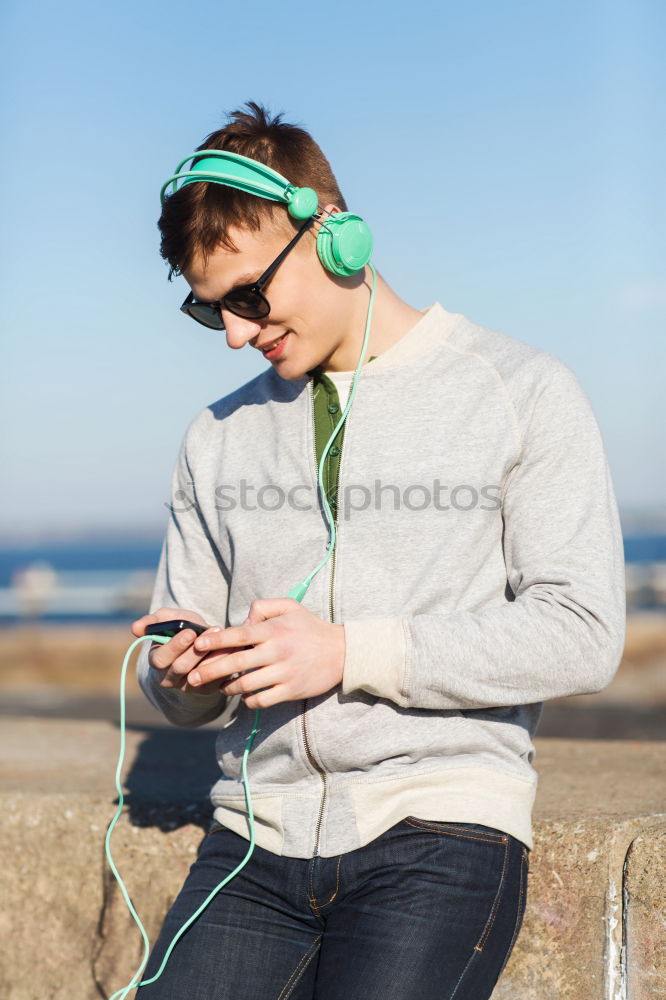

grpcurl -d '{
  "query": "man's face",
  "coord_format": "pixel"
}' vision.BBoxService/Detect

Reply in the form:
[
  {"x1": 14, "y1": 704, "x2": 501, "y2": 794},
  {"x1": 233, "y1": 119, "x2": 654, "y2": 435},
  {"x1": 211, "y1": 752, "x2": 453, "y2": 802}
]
[{"x1": 182, "y1": 208, "x2": 363, "y2": 379}]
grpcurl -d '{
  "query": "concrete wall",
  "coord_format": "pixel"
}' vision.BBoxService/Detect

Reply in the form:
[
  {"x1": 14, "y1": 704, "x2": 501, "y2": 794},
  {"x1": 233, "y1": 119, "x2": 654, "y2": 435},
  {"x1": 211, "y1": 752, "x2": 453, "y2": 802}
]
[{"x1": 0, "y1": 718, "x2": 664, "y2": 999}]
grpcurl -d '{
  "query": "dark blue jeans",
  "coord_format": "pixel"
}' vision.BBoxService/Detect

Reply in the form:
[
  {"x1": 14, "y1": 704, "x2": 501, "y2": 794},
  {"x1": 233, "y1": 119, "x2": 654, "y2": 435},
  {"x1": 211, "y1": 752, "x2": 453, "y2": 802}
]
[{"x1": 136, "y1": 816, "x2": 529, "y2": 1000}]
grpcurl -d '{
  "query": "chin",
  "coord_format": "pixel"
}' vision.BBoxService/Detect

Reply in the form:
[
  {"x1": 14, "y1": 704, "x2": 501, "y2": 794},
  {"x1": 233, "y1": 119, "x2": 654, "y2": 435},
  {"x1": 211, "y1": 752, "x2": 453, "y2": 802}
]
[
  {"x1": 275, "y1": 366, "x2": 309, "y2": 382},
  {"x1": 270, "y1": 352, "x2": 318, "y2": 381}
]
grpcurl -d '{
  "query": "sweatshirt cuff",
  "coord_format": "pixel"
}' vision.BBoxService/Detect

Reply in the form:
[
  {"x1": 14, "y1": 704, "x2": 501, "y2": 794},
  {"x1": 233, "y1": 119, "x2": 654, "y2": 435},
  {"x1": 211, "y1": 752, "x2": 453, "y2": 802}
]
[
  {"x1": 146, "y1": 665, "x2": 226, "y2": 724},
  {"x1": 342, "y1": 617, "x2": 407, "y2": 701}
]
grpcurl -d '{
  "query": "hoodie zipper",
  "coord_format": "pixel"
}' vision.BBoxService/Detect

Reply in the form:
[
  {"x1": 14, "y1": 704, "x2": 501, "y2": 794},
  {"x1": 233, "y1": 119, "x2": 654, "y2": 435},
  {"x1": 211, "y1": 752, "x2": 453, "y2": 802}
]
[{"x1": 299, "y1": 377, "x2": 342, "y2": 857}]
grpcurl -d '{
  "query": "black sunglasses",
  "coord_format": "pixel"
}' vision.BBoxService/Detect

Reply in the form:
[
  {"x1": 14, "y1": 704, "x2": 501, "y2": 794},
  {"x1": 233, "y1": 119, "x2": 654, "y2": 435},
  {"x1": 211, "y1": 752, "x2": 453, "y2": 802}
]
[{"x1": 180, "y1": 213, "x2": 319, "y2": 331}]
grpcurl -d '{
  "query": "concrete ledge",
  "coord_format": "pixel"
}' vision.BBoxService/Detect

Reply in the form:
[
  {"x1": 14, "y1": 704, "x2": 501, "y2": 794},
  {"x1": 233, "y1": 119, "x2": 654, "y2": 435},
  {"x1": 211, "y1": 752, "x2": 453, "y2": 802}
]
[{"x1": 0, "y1": 718, "x2": 664, "y2": 999}]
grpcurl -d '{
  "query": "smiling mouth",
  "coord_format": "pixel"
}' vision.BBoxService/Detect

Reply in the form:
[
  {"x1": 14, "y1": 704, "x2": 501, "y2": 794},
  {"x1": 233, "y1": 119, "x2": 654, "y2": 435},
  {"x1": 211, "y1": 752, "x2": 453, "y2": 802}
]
[
  {"x1": 260, "y1": 332, "x2": 289, "y2": 357},
  {"x1": 259, "y1": 334, "x2": 286, "y2": 351}
]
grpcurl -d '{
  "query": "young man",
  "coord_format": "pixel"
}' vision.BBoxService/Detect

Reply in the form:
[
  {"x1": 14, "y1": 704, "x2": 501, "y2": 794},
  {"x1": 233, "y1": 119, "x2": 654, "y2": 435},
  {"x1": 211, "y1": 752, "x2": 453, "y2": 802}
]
[{"x1": 132, "y1": 101, "x2": 626, "y2": 999}]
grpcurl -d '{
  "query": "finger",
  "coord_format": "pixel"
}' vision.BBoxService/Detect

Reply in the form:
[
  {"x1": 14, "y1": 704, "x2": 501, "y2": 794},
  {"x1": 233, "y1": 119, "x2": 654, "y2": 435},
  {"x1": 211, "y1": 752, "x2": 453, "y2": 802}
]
[
  {"x1": 244, "y1": 597, "x2": 301, "y2": 625},
  {"x1": 172, "y1": 625, "x2": 221, "y2": 674},
  {"x1": 193, "y1": 621, "x2": 271, "y2": 655},
  {"x1": 183, "y1": 676, "x2": 227, "y2": 697},
  {"x1": 150, "y1": 628, "x2": 199, "y2": 674},
  {"x1": 221, "y1": 664, "x2": 284, "y2": 698},
  {"x1": 131, "y1": 613, "x2": 158, "y2": 637},
  {"x1": 159, "y1": 645, "x2": 248, "y2": 691},
  {"x1": 242, "y1": 683, "x2": 292, "y2": 710},
  {"x1": 164, "y1": 632, "x2": 226, "y2": 688},
  {"x1": 188, "y1": 643, "x2": 274, "y2": 688}
]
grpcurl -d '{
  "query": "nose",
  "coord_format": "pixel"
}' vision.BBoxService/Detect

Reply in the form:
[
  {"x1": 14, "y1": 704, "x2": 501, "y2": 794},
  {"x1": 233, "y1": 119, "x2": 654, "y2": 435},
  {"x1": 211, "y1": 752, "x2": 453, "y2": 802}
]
[{"x1": 221, "y1": 310, "x2": 264, "y2": 350}]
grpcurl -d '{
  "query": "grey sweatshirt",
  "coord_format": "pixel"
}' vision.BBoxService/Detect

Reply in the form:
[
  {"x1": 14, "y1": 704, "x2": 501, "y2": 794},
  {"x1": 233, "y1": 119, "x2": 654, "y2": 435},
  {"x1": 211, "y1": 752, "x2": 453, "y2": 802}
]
[{"x1": 136, "y1": 301, "x2": 626, "y2": 857}]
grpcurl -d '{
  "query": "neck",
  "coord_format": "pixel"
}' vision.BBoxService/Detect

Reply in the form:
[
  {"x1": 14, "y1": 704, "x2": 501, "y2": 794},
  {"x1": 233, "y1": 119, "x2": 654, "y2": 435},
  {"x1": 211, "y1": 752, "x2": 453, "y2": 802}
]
[{"x1": 318, "y1": 268, "x2": 424, "y2": 373}]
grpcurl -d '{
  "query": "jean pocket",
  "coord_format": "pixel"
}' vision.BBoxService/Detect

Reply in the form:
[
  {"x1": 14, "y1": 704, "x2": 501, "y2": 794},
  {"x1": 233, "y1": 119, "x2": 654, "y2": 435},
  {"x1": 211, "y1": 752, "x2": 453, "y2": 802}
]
[{"x1": 402, "y1": 816, "x2": 509, "y2": 846}]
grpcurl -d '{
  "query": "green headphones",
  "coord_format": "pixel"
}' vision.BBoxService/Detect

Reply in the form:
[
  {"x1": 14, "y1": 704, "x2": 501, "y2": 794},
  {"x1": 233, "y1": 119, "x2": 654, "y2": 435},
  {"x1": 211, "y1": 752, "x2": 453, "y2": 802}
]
[{"x1": 160, "y1": 149, "x2": 373, "y2": 278}]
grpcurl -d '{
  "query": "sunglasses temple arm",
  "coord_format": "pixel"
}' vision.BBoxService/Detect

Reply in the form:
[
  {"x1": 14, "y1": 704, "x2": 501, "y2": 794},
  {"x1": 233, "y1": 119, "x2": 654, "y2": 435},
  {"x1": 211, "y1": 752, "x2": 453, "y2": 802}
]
[{"x1": 256, "y1": 214, "x2": 318, "y2": 289}]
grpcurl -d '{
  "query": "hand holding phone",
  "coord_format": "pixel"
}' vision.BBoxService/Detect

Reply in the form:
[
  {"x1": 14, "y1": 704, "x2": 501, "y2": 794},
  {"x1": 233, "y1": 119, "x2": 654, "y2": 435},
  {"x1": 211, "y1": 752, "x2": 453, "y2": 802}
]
[
  {"x1": 132, "y1": 609, "x2": 249, "y2": 695},
  {"x1": 131, "y1": 610, "x2": 219, "y2": 693}
]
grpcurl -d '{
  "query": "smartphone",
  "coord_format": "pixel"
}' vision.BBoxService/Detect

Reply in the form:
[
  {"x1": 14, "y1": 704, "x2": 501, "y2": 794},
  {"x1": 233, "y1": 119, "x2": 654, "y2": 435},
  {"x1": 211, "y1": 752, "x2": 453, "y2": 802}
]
[{"x1": 144, "y1": 619, "x2": 209, "y2": 639}]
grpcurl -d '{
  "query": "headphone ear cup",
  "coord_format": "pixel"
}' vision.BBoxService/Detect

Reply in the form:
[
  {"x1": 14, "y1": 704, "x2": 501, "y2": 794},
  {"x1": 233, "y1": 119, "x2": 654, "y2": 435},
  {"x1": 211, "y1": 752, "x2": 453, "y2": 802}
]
[{"x1": 316, "y1": 213, "x2": 373, "y2": 277}]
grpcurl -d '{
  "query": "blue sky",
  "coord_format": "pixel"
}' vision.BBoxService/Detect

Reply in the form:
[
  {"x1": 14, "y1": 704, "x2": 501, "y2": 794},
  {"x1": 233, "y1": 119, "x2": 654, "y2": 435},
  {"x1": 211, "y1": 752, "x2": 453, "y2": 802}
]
[{"x1": 1, "y1": 0, "x2": 664, "y2": 539}]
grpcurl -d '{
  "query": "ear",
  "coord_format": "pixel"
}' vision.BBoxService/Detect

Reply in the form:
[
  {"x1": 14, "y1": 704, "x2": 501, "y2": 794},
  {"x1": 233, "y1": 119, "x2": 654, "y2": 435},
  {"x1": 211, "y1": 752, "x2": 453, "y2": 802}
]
[{"x1": 314, "y1": 204, "x2": 343, "y2": 240}]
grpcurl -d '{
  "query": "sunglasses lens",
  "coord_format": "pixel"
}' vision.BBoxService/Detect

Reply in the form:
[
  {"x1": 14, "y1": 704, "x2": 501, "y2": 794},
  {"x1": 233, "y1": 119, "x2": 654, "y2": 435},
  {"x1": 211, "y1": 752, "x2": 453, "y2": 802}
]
[
  {"x1": 187, "y1": 302, "x2": 225, "y2": 330},
  {"x1": 182, "y1": 289, "x2": 270, "y2": 331},
  {"x1": 225, "y1": 289, "x2": 270, "y2": 320}
]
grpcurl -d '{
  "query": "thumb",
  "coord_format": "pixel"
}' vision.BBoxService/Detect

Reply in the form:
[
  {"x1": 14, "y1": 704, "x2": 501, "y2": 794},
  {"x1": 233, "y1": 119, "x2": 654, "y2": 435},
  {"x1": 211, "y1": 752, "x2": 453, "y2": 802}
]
[{"x1": 243, "y1": 597, "x2": 300, "y2": 625}]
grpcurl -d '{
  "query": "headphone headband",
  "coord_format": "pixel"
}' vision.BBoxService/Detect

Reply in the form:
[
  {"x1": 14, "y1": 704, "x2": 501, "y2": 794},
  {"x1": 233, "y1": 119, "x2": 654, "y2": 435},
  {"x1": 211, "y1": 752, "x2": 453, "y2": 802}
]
[
  {"x1": 160, "y1": 149, "x2": 319, "y2": 220},
  {"x1": 159, "y1": 148, "x2": 373, "y2": 275}
]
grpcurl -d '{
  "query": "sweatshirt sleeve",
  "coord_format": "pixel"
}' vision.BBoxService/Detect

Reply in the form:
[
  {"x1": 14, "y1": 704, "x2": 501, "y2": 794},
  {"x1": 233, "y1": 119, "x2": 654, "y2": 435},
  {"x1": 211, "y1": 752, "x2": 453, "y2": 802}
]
[
  {"x1": 341, "y1": 357, "x2": 627, "y2": 710},
  {"x1": 136, "y1": 418, "x2": 230, "y2": 728}
]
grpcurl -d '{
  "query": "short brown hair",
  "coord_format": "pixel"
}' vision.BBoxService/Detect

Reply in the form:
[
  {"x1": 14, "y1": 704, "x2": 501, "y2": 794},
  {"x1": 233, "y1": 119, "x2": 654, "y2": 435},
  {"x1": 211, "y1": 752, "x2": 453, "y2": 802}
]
[{"x1": 158, "y1": 100, "x2": 348, "y2": 281}]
